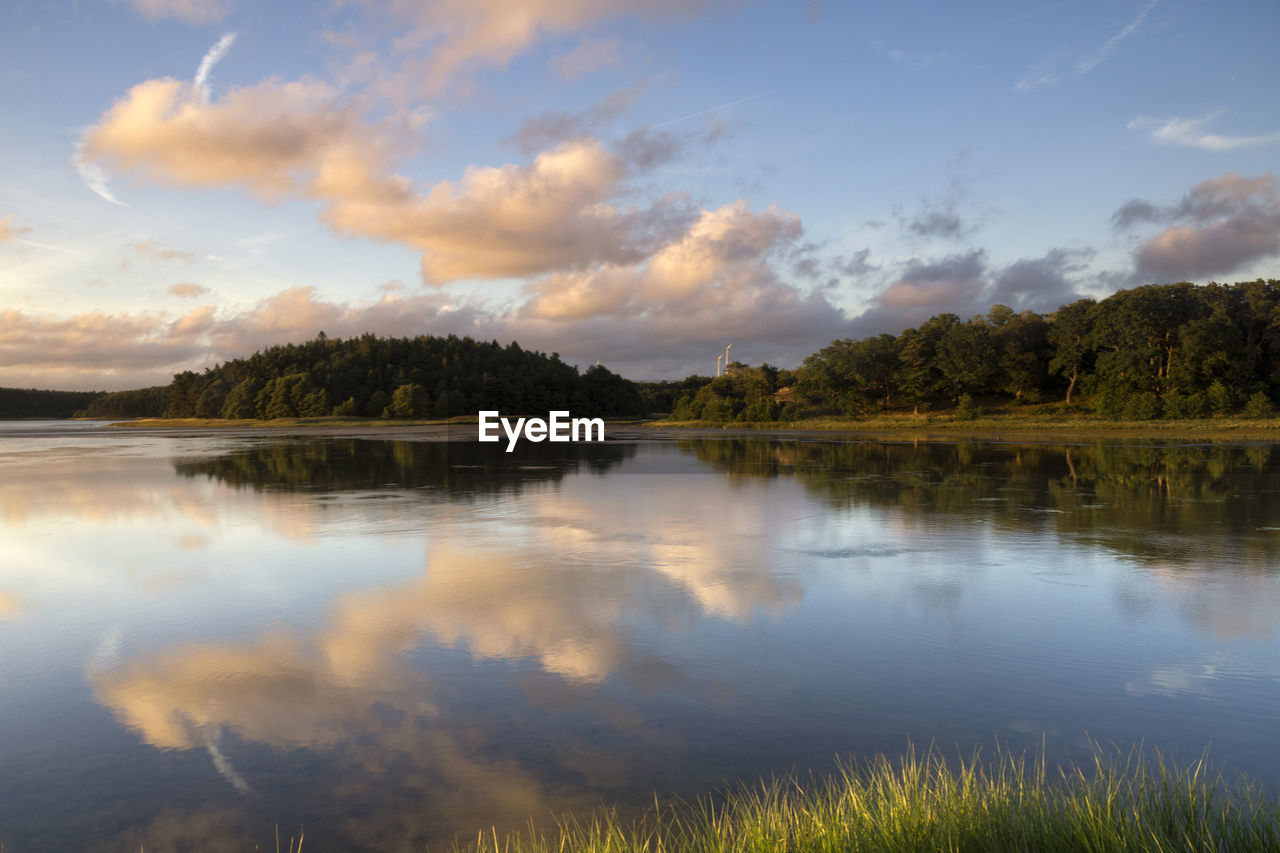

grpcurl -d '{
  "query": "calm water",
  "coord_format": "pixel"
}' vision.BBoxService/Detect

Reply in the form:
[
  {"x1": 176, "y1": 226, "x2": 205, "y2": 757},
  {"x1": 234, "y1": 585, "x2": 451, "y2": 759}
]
[{"x1": 2, "y1": 427, "x2": 1280, "y2": 850}]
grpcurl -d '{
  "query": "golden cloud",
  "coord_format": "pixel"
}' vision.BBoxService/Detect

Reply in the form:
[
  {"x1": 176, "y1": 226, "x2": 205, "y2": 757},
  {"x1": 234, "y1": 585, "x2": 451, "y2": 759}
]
[
  {"x1": 318, "y1": 138, "x2": 647, "y2": 282},
  {"x1": 0, "y1": 305, "x2": 213, "y2": 372},
  {"x1": 80, "y1": 77, "x2": 671, "y2": 283},
  {"x1": 0, "y1": 214, "x2": 31, "y2": 243},
  {"x1": 168, "y1": 282, "x2": 209, "y2": 298},
  {"x1": 80, "y1": 77, "x2": 377, "y2": 197},
  {"x1": 0, "y1": 288, "x2": 479, "y2": 389},
  {"x1": 522, "y1": 201, "x2": 808, "y2": 321},
  {"x1": 350, "y1": 0, "x2": 709, "y2": 93}
]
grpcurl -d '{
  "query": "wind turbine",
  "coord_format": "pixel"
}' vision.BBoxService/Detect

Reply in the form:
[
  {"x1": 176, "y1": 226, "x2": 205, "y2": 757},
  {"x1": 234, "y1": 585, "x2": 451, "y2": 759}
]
[
  {"x1": 716, "y1": 354, "x2": 723, "y2": 377},
  {"x1": 723, "y1": 343, "x2": 733, "y2": 376}
]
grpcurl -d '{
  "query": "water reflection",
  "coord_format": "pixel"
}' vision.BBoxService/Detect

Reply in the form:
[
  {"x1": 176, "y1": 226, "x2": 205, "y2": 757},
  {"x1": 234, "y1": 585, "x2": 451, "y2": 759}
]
[
  {"x1": 4, "y1": 434, "x2": 1280, "y2": 850},
  {"x1": 682, "y1": 438, "x2": 1280, "y2": 572},
  {"x1": 85, "y1": 444, "x2": 812, "y2": 848},
  {"x1": 173, "y1": 439, "x2": 636, "y2": 496}
]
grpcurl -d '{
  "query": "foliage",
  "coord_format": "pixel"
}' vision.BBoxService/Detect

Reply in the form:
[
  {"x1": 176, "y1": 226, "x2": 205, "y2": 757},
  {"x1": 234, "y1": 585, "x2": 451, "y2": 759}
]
[
  {"x1": 1207, "y1": 380, "x2": 1236, "y2": 416},
  {"x1": 953, "y1": 393, "x2": 980, "y2": 420},
  {"x1": 799, "y1": 334, "x2": 897, "y2": 414},
  {"x1": 386, "y1": 383, "x2": 429, "y2": 418},
  {"x1": 147, "y1": 333, "x2": 647, "y2": 420},
  {"x1": 667, "y1": 364, "x2": 790, "y2": 423},
  {"x1": 82, "y1": 385, "x2": 169, "y2": 418},
  {"x1": 797, "y1": 279, "x2": 1280, "y2": 420},
  {"x1": 1123, "y1": 392, "x2": 1161, "y2": 421},
  {"x1": 1245, "y1": 391, "x2": 1273, "y2": 418},
  {"x1": 28, "y1": 279, "x2": 1280, "y2": 425},
  {"x1": 0, "y1": 387, "x2": 102, "y2": 419},
  {"x1": 638, "y1": 375, "x2": 714, "y2": 414}
]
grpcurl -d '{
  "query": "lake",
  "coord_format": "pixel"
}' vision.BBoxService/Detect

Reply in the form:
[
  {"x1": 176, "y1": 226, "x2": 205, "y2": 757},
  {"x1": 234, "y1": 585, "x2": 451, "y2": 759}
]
[{"x1": 1, "y1": 425, "x2": 1279, "y2": 850}]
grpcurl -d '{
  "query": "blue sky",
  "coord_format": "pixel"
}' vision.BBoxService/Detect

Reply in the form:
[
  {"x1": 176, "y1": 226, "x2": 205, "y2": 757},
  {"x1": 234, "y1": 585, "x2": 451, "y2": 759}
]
[{"x1": 1, "y1": 0, "x2": 1278, "y2": 389}]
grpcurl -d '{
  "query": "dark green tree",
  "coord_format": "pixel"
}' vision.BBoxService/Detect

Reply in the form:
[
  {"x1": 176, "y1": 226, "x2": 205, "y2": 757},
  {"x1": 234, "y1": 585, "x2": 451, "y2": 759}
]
[{"x1": 1047, "y1": 298, "x2": 1095, "y2": 404}]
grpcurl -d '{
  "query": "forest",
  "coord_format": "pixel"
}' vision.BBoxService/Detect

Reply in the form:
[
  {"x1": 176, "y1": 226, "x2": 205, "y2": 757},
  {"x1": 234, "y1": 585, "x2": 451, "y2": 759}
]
[
  {"x1": 4, "y1": 279, "x2": 1279, "y2": 423},
  {"x1": 82, "y1": 333, "x2": 645, "y2": 419},
  {"x1": 663, "y1": 279, "x2": 1280, "y2": 422},
  {"x1": 0, "y1": 387, "x2": 102, "y2": 419}
]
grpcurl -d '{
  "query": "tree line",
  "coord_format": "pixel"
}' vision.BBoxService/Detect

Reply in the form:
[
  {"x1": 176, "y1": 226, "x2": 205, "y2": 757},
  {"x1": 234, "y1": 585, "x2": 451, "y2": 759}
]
[
  {"x1": 6, "y1": 279, "x2": 1279, "y2": 423},
  {"x1": 82, "y1": 333, "x2": 645, "y2": 420},
  {"x1": 0, "y1": 387, "x2": 102, "y2": 419},
  {"x1": 663, "y1": 279, "x2": 1280, "y2": 422}
]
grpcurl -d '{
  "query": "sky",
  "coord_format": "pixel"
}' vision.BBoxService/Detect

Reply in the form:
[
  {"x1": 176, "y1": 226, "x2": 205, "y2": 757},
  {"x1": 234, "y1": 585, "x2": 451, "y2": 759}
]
[{"x1": 1, "y1": 0, "x2": 1278, "y2": 390}]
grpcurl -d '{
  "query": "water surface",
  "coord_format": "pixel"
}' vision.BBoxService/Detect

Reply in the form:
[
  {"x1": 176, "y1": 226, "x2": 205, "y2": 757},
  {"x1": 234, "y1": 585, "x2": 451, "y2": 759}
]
[{"x1": 1, "y1": 428, "x2": 1278, "y2": 850}]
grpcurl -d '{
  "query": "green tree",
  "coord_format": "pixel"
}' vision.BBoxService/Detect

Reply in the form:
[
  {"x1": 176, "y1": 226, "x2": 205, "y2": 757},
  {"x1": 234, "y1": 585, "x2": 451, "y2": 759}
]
[
  {"x1": 935, "y1": 319, "x2": 995, "y2": 400},
  {"x1": 387, "y1": 383, "x2": 429, "y2": 418},
  {"x1": 1171, "y1": 304, "x2": 1249, "y2": 393},
  {"x1": 1207, "y1": 380, "x2": 1235, "y2": 416},
  {"x1": 1047, "y1": 298, "x2": 1095, "y2": 404},
  {"x1": 1089, "y1": 284, "x2": 1198, "y2": 398},
  {"x1": 895, "y1": 314, "x2": 957, "y2": 413},
  {"x1": 954, "y1": 393, "x2": 980, "y2": 421},
  {"x1": 1245, "y1": 391, "x2": 1273, "y2": 418},
  {"x1": 164, "y1": 371, "x2": 200, "y2": 418},
  {"x1": 990, "y1": 308, "x2": 1050, "y2": 401},
  {"x1": 220, "y1": 377, "x2": 263, "y2": 419},
  {"x1": 800, "y1": 334, "x2": 898, "y2": 414},
  {"x1": 298, "y1": 388, "x2": 330, "y2": 417}
]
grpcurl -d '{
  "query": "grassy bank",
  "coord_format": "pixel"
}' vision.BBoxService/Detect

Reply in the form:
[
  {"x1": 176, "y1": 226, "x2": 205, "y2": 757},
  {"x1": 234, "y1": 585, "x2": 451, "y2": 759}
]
[
  {"x1": 101, "y1": 415, "x2": 469, "y2": 429},
  {"x1": 646, "y1": 410, "x2": 1280, "y2": 441},
  {"x1": 460, "y1": 746, "x2": 1279, "y2": 853},
  {"x1": 85, "y1": 411, "x2": 1280, "y2": 441}
]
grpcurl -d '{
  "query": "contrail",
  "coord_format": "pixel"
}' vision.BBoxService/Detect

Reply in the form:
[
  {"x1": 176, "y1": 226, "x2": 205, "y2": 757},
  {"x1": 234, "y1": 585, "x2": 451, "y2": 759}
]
[
  {"x1": 195, "y1": 32, "x2": 237, "y2": 101},
  {"x1": 72, "y1": 140, "x2": 124, "y2": 206},
  {"x1": 205, "y1": 729, "x2": 252, "y2": 794},
  {"x1": 652, "y1": 94, "x2": 762, "y2": 130},
  {"x1": 1078, "y1": 0, "x2": 1156, "y2": 73}
]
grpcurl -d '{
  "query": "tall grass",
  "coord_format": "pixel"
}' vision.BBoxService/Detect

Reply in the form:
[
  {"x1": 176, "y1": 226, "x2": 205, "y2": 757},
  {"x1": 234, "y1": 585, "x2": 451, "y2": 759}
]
[{"x1": 457, "y1": 744, "x2": 1280, "y2": 853}]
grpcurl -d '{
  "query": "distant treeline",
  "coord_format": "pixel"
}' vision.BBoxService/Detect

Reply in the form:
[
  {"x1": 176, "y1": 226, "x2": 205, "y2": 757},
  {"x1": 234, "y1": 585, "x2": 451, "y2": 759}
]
[
  {"x1": 82, "y1": 385, "x2": 171, "y2": 419},
  {"x1": 661, "y1": 279, "x2": 1280, "y2": 422},
  {"x1": 0, "y1": 387, "x2": 102, "y2": 419},
  {"x1": 10, "y1": 279, "x2": 1280, "y2": 423},
  {"x1": 126, "y1": 333, "x2": 645, "y2": 420}
]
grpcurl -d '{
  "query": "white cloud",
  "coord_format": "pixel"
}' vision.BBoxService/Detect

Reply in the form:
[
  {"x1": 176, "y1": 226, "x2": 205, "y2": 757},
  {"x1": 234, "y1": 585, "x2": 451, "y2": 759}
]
[
  {"x1": 124, "y1": 0, "x2": 231, "y2": 25},
  {"x1": 346, "y1": 0, "x2": 714, "y2": 95},
  {"x1": 1128, "y1": 113, "x2": 1280, "y2": 152}
]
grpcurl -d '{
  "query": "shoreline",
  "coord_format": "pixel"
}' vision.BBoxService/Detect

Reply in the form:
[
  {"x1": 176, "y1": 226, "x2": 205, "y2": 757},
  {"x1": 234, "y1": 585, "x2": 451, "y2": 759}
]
[
  {"x1": 1, "y1": 414, "x2": 1278, "y2": 444},
  {"x1": 459, "y1": 745, "x2": 1279, "y2": 853}
]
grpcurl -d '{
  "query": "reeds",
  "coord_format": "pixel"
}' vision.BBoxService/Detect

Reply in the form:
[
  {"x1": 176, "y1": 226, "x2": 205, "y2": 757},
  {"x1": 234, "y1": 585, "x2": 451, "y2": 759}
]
[{"x1": 457, "y1": 744, "x2": 1280, "y2": 853}]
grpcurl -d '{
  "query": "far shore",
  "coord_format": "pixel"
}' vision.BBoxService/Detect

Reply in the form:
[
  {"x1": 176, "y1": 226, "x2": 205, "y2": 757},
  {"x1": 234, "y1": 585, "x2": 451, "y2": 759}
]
[{"x1": 0, "y1": 412, "x2": 1265, "y2": 444}]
